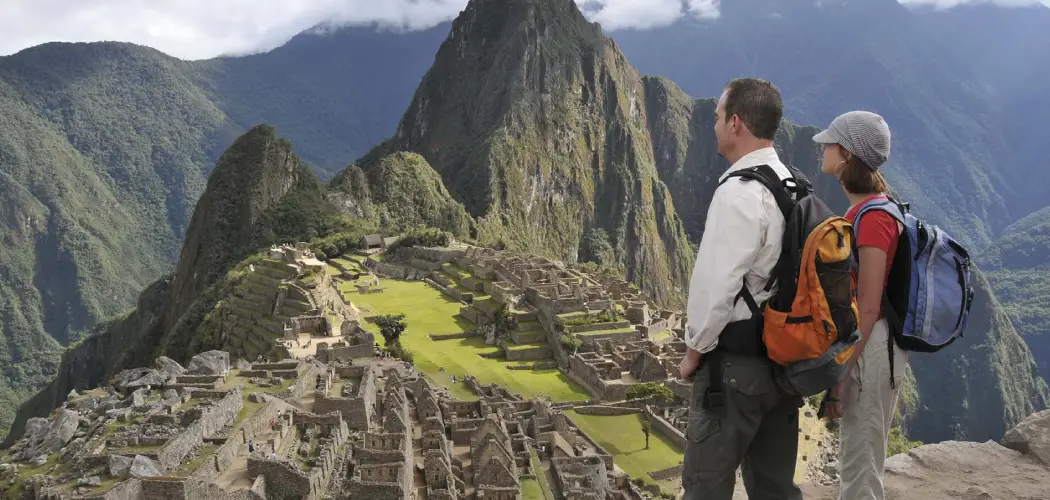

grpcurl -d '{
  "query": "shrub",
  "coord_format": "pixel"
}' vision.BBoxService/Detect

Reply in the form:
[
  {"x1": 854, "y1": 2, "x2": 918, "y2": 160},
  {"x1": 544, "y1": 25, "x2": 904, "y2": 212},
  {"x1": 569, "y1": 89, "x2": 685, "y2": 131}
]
[{"x1": 390, "y1": 227, "x2": 453, "y2": 250}]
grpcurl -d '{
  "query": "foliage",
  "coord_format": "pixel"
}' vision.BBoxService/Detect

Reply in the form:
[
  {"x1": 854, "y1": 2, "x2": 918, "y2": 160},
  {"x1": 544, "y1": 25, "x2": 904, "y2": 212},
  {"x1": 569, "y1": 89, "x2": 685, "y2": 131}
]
[
  {"x1": 307, "y1": 218, "x2": 379, "y2": 261},
  {"x1": 579, "y1": 228, "x2": 615, "y2": 267},
  {"x1": 490, "y1": 304, "x2": 517, "y2": 341},
  {"x1": 887, "y1": 427, "x2": 923, "y2": 457},
  {"x1": 372, "y1": 314, "x2": 408, "y2": 346},
  {"x1": 559, "y1": 333, "x2": 583, "y2": 353},
  {"x1": 563, "y1": 310, "x2": 619, "y2": 327},
  {"x1": 625, "y1": 383, "x2": 674, "y2": 405},
  {"x1": 389, "y1": 227, "x2": 454, "y2": 251},
  {"x1": 386, "y1": 342, "x2": 414, "y2": 363},
  {"x1": 334, "y1": 153, "x2": 473, "y2": 238}
]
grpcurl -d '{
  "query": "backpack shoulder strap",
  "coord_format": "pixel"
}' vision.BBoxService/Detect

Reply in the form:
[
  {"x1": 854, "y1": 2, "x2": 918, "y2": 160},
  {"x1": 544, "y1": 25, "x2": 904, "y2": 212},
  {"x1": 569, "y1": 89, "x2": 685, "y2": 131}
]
[
  {"x1": 852, "y1": 197, "x2": 905, "y2": 235},
  {"x1": 721, "y1": 164, "x2": 796, "y2": 221}
]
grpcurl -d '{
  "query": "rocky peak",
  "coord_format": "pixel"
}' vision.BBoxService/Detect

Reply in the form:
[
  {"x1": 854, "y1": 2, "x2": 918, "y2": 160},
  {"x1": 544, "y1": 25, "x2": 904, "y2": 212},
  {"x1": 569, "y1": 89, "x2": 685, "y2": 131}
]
[
  {"x1": 359, "y1": 0, "x2": 694, "y2": 305},
  {"x1": 165, "y1": 124, "x2": 305, "y2": 325}
]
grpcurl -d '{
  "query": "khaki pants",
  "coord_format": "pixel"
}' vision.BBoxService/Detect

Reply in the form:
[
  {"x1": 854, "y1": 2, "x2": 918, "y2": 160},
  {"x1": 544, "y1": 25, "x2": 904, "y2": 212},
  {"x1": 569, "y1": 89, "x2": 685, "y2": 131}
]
[
  {"x1": 838, "y1": 319, "x2": 908, "y2": 500},
  {"x1": 683, "y1": 352, "x2": 803, "y2": 500}
]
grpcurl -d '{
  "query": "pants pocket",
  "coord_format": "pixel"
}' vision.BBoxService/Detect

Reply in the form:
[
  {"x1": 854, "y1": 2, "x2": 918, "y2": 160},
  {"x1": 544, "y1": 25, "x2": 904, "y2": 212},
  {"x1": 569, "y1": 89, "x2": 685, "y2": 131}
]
[{"x1": 687, "y1": 413, "x2": 720, "y2": 444}]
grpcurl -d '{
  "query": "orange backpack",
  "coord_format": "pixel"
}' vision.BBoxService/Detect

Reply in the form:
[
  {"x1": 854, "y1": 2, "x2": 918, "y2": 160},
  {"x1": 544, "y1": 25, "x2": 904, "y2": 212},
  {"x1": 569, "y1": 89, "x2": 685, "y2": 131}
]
[{"x1": 720, "y1": 164, "x2": 861, "y2": 397}]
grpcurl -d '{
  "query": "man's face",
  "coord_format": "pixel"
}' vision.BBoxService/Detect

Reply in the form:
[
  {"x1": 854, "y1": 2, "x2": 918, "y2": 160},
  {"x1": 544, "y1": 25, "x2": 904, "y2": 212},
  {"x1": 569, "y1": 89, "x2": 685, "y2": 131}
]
[{"x1": 714, "y1": 90, "x2": 732, "y2": 159}]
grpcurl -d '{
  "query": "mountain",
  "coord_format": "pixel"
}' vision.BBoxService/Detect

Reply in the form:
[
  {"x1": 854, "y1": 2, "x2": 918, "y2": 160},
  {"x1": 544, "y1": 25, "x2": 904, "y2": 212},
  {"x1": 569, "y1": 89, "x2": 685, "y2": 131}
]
[
  {"x1": 193, "y1": 23, "x2": 452, "y2": 178},
  {"x1": 2, "y1": 0, "x2": 1047, "y2": 446},
  {"x1": 3, "y1": 124, "x2": 347, "y2": 442},
  {"x1": 0, "y1": 43, "x2": 237, "y2": 437},
  {"x1": 0, "y1": 25, "x2": 444, "y2": 437},
  {"x1": 981, "y1": 207, "x2": 1050, "y2": 385},
  {"x1": 610, "y1": 0, "x2": 1040, "y2": 250}
]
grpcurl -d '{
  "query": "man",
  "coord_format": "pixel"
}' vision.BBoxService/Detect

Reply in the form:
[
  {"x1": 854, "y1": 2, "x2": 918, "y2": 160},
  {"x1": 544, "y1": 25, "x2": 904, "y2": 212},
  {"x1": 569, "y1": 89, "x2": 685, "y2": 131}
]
[{"x1": 678, "y1": 78, "x2": 803, "y2": 500}]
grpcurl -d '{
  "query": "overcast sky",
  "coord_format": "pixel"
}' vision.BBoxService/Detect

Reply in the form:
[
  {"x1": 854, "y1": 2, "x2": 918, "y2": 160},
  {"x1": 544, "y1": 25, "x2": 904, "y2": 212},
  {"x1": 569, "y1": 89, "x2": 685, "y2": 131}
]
[{"x1": 0, "y1": 0, "x2": 1046, "y2": 60}]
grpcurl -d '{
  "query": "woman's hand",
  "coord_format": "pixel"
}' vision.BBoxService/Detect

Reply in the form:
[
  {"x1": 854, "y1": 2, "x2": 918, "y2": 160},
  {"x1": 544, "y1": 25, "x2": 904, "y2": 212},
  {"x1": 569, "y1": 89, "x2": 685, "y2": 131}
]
[{"x1": 825, "y1": 376, "x2": 851, "y2": 419}]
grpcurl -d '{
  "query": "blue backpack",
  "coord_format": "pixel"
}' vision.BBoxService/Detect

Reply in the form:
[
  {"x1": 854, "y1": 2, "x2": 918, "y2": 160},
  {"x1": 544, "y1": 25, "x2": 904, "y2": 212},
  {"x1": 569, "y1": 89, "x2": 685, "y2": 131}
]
[{"x1": 853, "y1": 197, "x2": 976, "y2": 384}]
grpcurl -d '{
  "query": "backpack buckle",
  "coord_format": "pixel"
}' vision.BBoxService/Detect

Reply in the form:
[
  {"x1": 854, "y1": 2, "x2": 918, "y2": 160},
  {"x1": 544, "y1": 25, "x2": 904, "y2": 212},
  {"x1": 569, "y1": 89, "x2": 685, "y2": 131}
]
[{"x1": 703, "y1": 387, "x2": 725, "y2": 410}]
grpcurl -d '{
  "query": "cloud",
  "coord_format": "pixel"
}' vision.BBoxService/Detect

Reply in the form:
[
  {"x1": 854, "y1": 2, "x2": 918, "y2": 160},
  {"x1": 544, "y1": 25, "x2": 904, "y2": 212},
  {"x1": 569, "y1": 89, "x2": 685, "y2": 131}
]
[
  {"x1": 898, "y1": 0, "x2": 1049, "y2": 7},
  {"x1": 2, "y1": 0, "x2": 1043, "y2": 60},
  {"x1": 0, "y1": 0, "x2": 469, "y2": 60},
  {"x1": 0, "y1": 0, "x2": 725, "y2": 60}
]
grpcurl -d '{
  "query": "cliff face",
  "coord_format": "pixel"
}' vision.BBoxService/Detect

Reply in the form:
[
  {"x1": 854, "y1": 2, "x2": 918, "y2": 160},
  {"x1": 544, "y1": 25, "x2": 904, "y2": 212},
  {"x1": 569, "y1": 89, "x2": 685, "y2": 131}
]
[{"x1": 356, "y1": 0, "x2": 694, "y2": 306}]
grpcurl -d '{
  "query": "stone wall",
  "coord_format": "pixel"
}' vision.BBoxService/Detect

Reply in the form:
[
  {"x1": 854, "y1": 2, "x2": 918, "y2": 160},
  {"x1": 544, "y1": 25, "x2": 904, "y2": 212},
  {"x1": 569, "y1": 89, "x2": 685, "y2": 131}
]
[
  {"x1": 647, "y1": 465, "x2": 682, "y2": 481},
  {"x1": 504, "y1": 345, "x2": 553, "y2": 361},
  {"x1": 187, "y1": 389, "x2": 235, "y2": 399},
  {"x1": 238, "y1": 370, "x2": 270, "y2": 378},
  {"x1": 90, "y1": 478, "x2": 142, "y2": 500},
  {"x1": 573, "y1": 406, "x2": 642, "y2": 416},
  {"x1": 156, "y1": 390, "x2": 242, "y2": 470},
  {"x1": 638, "y1": 319, "x2": 669, "y2": 337},
  {"x1": 141, "y1": 477, "x2": 187, "y2": 498},
  {"x1": 644, "y1": 406, "x2": 686, "y2": 450},
  {"x1": 567, "y1": 321, "x2": 632, "y2": 334},
  {"x1": 247, "y1": 458, "x2": 311, "y2": 500},
  {"x1": 349, "y1": 464, "x2": 408, "y2": 500},
  {"x1": 252, "y1": 361, "x2": 299, "y2": 371},
  {"x1": 271, "y1": 369, "x2": 299, "y2": 379}
]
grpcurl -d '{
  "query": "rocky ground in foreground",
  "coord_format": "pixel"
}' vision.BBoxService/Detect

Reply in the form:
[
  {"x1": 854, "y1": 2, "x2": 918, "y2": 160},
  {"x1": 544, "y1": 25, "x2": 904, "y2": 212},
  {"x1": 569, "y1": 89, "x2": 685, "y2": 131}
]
[{"x1": 728, "y1": 410, "x2": 1050, "y2": 500}]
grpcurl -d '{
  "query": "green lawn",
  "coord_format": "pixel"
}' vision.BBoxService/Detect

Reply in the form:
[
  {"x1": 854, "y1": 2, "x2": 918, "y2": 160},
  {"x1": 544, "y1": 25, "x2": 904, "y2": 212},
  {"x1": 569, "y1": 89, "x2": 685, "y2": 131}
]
[
  {"x1": 521, "y1": 479, "x2": 545, "y2": 500},
  {"x1": 348, "y1": 279, "x2": 589, "y2": 402},
  {"x1": 566, "y1": 410, "x2": 682, "y2": 492}
]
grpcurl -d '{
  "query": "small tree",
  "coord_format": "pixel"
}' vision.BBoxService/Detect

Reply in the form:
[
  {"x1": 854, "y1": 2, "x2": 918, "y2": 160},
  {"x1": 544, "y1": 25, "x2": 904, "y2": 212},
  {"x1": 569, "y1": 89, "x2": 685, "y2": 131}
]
[
  {"x1": 626, "y1": 382, "x2": 674, "y2": 405},
  {"x1": 641, "y1": 419, "x2": 652, "y2": 449},
  {"x1": 372, "y1": 314, "x2": 407, "y2": 346}
]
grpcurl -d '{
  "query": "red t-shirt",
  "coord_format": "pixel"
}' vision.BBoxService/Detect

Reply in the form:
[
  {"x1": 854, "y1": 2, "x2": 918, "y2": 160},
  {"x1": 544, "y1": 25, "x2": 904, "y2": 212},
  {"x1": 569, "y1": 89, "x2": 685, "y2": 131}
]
[{"x1": 846, "y1": 195, "x2": 900, "y2": 300}]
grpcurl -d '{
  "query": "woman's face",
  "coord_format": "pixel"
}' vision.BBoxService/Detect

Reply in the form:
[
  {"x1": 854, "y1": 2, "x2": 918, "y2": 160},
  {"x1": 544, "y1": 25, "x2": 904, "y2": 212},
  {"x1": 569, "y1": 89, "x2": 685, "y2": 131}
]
[{"x1": 820, "y1": 143, "x2": 847, "y2": 176}]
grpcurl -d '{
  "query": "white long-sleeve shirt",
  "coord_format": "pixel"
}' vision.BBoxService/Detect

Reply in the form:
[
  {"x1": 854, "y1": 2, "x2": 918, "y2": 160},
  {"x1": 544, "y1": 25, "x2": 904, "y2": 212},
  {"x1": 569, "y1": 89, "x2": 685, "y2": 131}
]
[{"x1": 685, "y1": 147, "x2": 792, "y2": 354}]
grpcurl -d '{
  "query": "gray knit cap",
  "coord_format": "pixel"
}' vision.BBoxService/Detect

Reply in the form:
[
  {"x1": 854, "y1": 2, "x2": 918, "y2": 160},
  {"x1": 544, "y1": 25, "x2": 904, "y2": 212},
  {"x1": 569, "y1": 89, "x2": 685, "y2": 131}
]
[{"x1": 813, "y1": 111, "x2": 891, "y2": 171}]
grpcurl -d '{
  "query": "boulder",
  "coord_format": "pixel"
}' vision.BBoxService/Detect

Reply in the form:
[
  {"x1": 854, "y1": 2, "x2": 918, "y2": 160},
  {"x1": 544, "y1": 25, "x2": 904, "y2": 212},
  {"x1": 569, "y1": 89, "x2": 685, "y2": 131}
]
[
  {"x1": 108, "y1": 455, "x2": 133, "y2": 478},
  {"x1": 130, "y1": 389, "x2": 147, "y2": 408},
  {"x1": 187, "y1": 350, "x2": 230, "y2": 375},
  {"x1": 112, "y1": 368, "x2": 153, "y2": 389},
  {"x1": 1002, "y1": 409, "x2": 1050, "y2": 466},
  {"x1": 67, "y1": 389, "x2": 78, "y2": 401},
  {"x1": 154, "y1": 356, "x2": 186, "y2": 380},
  {"x1": 163, "y1": 389, "x2": 179, "y2": 401},
  {"x1": 30, "y1": 455, "x2": 47, "y2": 466},
  {"x1": 77, "y1": 475, "x2": 102, "y2": 487},
  {"x1": 127, "y1": 370, "x2": 168, "y2": 391},
  {"x1": 17, "y1": 410, "x2": 79, "y2": 461},
  {"x1": 234, "y1": 357, "x2": 252, "y2": 371},
  {"x1": 129, "y1": 455, "x2": 166, "y2": 478},
  {"x1": 24, "y1": 418, "x2": 48, "y2": 438}
]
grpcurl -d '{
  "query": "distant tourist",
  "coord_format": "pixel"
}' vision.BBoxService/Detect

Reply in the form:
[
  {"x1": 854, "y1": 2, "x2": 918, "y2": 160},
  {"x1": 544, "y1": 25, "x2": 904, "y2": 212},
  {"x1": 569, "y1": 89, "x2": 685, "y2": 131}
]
[
  {"x1": 270, "y1": 451, "x2": 277, "y2": 460},
  {"x1": 679, "y1": 78, "x2": 802, "y2": 500},
  {"x1": 814, "y1": 110, "x2": 905, "y2": 500},
  {"x1": 248, "y1": 440, "x2": 255, "y2": 454}
]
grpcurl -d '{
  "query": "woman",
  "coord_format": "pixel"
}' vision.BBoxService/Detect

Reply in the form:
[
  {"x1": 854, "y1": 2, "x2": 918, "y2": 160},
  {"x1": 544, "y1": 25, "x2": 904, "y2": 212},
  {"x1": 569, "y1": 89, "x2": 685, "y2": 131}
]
[{"x1": 813, "y1": 110, "x2": 909, "y2": 500}]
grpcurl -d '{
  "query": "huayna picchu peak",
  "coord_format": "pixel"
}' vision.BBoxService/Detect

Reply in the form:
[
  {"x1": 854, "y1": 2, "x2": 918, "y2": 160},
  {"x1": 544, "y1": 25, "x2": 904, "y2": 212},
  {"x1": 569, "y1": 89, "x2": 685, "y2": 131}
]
[{"x1": 2, "y1": 0, "x2": 1050, "y2": 497}]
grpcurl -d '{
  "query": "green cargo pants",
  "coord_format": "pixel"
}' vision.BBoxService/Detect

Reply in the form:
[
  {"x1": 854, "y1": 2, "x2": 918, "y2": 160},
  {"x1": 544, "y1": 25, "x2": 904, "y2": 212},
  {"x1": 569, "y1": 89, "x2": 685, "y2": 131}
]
[{"x1": 682, "y1": 352, "x2": 803, "y2": 500}]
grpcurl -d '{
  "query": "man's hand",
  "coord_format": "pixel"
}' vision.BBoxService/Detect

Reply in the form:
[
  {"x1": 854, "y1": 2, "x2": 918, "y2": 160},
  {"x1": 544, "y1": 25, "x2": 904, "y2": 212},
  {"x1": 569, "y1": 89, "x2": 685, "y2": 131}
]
[{"x1": 679, "y1": 348, "x2": 702, "y2": 380}]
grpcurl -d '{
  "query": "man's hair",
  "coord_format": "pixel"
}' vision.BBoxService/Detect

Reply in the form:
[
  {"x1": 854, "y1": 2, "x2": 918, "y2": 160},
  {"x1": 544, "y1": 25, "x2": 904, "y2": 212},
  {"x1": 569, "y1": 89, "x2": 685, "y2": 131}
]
[
  {"x1": 723, "y1": 78, "x2": 783, "y2": 140},
  {"x1": 839, "y1": 151, "x2": 888, "y2": 195}
]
